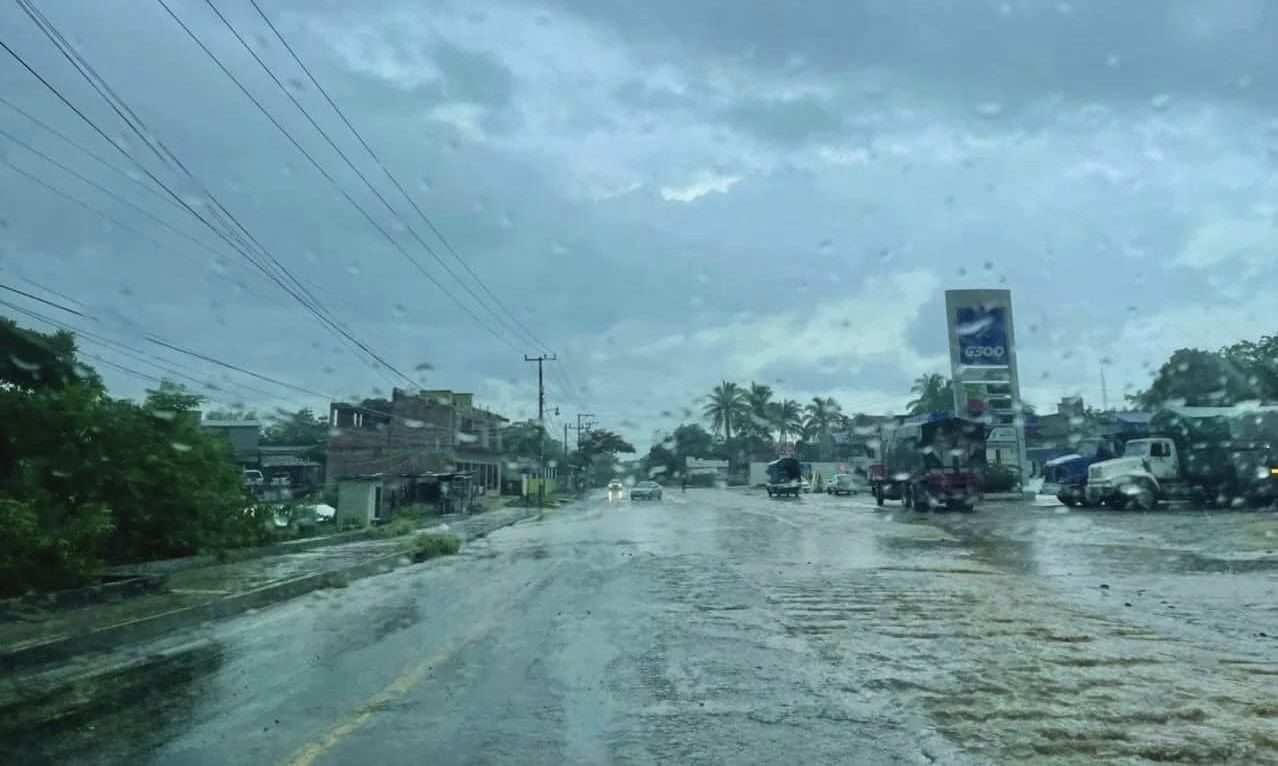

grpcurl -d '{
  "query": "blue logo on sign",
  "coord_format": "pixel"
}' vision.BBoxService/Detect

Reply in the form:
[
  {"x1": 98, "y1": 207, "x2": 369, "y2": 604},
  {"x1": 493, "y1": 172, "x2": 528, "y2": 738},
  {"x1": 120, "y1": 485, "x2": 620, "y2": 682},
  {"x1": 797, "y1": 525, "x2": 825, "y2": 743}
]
[{"x1": 955, "y1": 306, "x2": 1008, "y2": 366}]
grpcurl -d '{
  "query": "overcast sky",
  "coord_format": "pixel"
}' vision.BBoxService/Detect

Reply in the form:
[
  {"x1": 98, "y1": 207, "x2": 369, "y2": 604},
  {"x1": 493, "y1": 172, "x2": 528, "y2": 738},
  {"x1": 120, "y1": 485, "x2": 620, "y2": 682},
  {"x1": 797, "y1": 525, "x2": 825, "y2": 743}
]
[{"x1": 2, "y1": 0, "x2": 1277, "y2": 448}]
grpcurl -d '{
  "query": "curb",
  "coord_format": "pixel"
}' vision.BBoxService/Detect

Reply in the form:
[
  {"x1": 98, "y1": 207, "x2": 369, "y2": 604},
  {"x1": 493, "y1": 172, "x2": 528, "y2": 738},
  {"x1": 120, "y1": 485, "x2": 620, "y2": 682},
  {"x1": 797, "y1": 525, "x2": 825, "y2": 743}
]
[
  {"x1": 102, "y1": 528, "x2": 378, "y2": 578},
  {"x1": 0, "y1": 510, "x2": 535, "y2": 675}
]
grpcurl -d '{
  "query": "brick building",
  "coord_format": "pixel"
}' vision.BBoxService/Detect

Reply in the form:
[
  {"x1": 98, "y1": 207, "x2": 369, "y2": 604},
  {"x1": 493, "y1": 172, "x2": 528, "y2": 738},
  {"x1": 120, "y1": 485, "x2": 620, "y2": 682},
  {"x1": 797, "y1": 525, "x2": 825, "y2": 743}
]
[{"x1": 326, "y1": 388, "x2": 507, "y2": 491}]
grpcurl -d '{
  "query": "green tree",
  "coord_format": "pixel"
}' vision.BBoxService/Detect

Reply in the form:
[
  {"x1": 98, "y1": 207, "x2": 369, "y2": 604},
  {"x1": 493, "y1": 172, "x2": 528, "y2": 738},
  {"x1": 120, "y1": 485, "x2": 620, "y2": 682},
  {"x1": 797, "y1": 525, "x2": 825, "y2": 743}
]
[
  {"x1": 580, "y1": 428, "x2": 636, "y2": 457},
  {"x1": 742, "y1": 382, "x2": 774, "y2": 440},
  {"x1": 1131, "y1": 348, "x2": 1258, "y2": 408},
  {"x1": 262, "y1": 407, "x2": 329, "y2": 445},
  {"x1": 501, "y1": 419, "x2": 563, "y2": 461},
  {"x1": 1221, "y1": 335, "x2": 1278, "y2": 400},
  {"x1": 703, "y1": 381, "x2": 748, "y2": 440},
  {"x1": 907, "y1": 373, "x2": 954, "y2": 415},
  {"x1": 0, "y1": 317, "x2": 94, "y2": 391},
  {"x1": 769, "y1": 399, "x2": 803, "y2": 445}
]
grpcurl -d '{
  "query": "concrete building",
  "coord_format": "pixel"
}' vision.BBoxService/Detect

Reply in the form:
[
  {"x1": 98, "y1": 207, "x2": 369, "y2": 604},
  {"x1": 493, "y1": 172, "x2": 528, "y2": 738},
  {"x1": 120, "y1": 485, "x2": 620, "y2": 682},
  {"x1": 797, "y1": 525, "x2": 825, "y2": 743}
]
[
  {"x1": 199, "y1": 419, "x2": 264, "y2": 467},
  {"x1": 326, "y1": 388, "x2": 507, "y2": 495}
]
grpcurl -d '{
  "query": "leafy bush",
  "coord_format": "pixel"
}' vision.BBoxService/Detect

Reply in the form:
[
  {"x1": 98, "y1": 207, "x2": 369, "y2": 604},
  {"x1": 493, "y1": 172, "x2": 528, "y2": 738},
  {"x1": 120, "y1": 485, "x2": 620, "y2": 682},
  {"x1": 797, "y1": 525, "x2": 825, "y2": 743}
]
[
  {"x1": 0, "y1": 360, "x2": 263, "y2": 591},
  {"x1": 371, "y1": 516, "x2": 418, "y2": 539},
  {"x1": 0, "y1": 498, "x2": 115, "y2": 597},
  {"x1": 982, "y1": 463, "x2": 1020, "y2": 493},
  {"x1": 410, "y1": 532, "x2": 459, "y2": 562}
]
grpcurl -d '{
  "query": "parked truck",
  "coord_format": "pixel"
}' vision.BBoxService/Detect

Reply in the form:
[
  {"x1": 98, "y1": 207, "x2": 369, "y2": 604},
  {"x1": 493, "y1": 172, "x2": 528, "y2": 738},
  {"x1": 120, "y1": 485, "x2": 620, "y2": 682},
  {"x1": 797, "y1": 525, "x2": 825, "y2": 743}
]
[
  {"x1": 1041, "y1": 434, "x2": 1126, "y2": 507},
  {"x1": 870, "y1": 413, "x2": 987, "y2": 511},
  {"x1": 1085, "y1": 405, "x2": 1278, "y2": 510}
]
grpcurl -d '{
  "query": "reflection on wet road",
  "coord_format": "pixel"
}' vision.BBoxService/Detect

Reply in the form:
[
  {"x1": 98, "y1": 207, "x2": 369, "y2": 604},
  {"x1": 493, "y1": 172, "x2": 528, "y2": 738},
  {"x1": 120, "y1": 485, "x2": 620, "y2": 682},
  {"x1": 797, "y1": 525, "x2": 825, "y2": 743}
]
[{"x1": 16, "y1": 490, "x2": 1278, "y2": 765}]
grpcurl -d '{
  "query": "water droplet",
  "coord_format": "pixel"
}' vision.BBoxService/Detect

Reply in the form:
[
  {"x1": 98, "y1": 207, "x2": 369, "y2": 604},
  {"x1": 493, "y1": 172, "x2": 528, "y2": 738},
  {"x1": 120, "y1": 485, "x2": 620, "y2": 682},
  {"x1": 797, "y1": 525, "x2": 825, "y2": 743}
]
[
  {"x1": 1149, "y1": 93, "x2": 1171, "y2": 111},
  {"x1": 817, "y1": 238, "x2": 834, "y2": 253},
  {"x1": 8, "y1": 354, "x2": 38, "y2": 371},
  {"x1": 975, "y1": 102, "x2": 1004, "y2": 118},
  {"x1": 347, "y1": 264, "x2": 361, "y2": 276},
  {"x1": 171, "y1": 441, "x2": 192, "y2": 452},
  {"x1": 286, "y1": 76, "x2": 307, "y2": 93}
]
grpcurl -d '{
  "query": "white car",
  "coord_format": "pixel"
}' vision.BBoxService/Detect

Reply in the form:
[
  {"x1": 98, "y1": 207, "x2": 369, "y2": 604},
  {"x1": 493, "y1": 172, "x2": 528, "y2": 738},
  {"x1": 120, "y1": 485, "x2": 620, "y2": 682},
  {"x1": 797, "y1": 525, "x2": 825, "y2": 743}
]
[
  {"x1": 630, "y1": 481, "x2": 663, "y2": 501},
  {"x1": 825, "y1": 473, "x2": 858, "y2": 496}
]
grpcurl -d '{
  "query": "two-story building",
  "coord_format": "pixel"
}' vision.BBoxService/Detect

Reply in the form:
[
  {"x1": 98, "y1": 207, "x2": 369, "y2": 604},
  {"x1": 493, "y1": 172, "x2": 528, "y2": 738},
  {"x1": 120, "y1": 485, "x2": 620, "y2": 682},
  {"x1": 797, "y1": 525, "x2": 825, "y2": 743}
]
[{"x1": 326, "y1": 388, "x2": 507, "y2": 491}]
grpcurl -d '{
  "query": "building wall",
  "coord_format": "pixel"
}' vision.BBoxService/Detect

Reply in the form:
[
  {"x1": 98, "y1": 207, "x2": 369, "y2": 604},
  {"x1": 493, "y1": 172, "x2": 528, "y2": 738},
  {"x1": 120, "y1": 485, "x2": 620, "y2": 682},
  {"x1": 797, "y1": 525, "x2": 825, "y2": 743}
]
[{"x1": 326, "y1": 390, "x2": 507, "y2": 485}]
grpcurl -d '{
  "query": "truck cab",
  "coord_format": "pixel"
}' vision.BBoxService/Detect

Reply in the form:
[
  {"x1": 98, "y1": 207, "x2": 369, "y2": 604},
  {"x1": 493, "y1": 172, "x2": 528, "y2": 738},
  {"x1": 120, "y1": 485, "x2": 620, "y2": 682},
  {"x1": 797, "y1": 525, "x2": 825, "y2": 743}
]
[{"x1": 1041, "y1": 435, "x2": 1123, "y2": 507}]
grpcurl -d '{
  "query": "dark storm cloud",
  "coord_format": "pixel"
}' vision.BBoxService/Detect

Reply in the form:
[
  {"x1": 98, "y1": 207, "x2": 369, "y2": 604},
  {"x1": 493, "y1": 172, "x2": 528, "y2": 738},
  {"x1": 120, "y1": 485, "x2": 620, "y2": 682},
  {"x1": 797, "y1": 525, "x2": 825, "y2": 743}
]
[
  {"x1": 545, "y1": 0, "x2": 1277, "y2": 108},
  {"x1": 721, "y1": 94, "x2": 848, "y2": 146}
]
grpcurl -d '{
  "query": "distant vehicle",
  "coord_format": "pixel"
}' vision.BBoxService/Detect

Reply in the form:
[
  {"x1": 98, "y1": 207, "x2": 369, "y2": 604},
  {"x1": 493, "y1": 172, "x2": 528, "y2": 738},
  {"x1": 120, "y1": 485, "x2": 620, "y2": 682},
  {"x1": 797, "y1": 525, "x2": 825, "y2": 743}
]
[
  {"x1": 825, "y1": 473, "x2": 858, "y2": 496},
  {"x1": 870, "y1": 413, "x2": 986, "y2": 511},
  {"x1": 607, "y1": 480, "x2": 624, "y2": 494},
  {"x1": 630, "y1": 481, "x2": 663, "y2": 501},
  {"x1": 765, "y1": 456, "x2": 803, "y2": 497}
]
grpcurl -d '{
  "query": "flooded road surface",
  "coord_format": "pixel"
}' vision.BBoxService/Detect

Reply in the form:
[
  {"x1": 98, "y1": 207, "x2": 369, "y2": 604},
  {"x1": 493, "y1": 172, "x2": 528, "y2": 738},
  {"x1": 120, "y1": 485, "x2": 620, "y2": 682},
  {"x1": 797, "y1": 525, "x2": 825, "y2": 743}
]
[{"x1": 13, "y1": 489, "x2": 1278, "y2": 765}]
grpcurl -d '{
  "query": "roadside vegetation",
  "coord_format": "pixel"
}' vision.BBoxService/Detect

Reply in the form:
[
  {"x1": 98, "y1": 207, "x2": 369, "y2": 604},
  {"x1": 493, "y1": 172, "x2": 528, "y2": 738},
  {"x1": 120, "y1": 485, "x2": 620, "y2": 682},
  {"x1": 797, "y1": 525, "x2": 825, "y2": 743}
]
[
  {"x1": 0, "y1": 320, "x2": 281, "y2": 596},
  {"x1": 410, "y1": 532, "x2": 460, "y2": 562}
]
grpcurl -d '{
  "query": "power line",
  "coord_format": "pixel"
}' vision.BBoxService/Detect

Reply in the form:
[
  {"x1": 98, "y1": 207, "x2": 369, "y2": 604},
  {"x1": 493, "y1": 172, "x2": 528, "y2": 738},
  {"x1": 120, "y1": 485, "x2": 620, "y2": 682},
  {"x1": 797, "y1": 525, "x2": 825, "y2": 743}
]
[
  {"x1": 5, "y1": 5, "x2": 414, "y2": 386},
  {"x1": 0, "y1": 127, "x2": 273, "y2": 298},
  {"x1": 0, "y1": 294, "x2": 287, "y2": 403},
  {"x1": 0, "y1": 93, "x2": 178, "y2": 212},
  {"x1": 242, "y1": 0, "x2": 556, "y2": 354},
  {"x1": 0, "y1": 280, "x2": 84, "y2": 316},
  {"x1": 206, "y1": 0, "x2": 541, "y2": 355},
  {"x1": 154, "y1": 0, "x2": 522, "y2": 356}
]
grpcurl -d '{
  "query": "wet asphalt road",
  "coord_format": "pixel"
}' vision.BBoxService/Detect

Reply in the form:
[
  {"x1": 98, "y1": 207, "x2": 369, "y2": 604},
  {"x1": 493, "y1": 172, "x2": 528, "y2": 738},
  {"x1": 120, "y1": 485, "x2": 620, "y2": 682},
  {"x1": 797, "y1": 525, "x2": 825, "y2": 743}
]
[{"x1": 14, "y1": 489, "x2": 1278, "y2": 765}]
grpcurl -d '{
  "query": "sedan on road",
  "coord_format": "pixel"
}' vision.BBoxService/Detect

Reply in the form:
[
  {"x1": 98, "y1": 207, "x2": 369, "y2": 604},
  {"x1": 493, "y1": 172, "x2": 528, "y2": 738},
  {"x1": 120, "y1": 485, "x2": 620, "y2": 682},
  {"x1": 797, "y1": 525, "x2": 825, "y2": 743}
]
[
  {"x1": 825, "y1": 473, "x2": 859, "y2": 496},
  {"x1": 630, "y1": 481, "x2": 663, "y2": 501}
]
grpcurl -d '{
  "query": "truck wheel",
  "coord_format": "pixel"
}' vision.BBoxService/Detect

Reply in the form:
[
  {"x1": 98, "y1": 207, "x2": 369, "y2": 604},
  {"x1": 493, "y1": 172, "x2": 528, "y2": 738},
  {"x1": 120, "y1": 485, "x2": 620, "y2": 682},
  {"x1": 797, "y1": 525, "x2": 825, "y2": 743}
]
[
  {"x1": 1125, "y1": 480, "x2": 1157, "y2": 511},
  {"x1": 874, "y1": 486, "x2": 885, "y2": 507},
  {"x1": 1057, "y1": 495, "x2": 1078, "y2": 508},
  {"x1": 902, "y1": 485, "x2": 913, "y2": 509}
]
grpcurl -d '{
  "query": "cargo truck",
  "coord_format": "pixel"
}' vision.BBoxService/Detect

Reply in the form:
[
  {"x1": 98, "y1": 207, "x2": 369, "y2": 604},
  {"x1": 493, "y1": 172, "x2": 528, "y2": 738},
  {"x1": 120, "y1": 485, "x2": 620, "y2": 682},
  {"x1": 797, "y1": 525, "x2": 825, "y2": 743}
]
[
  {"x1": 869, "y1": 413, "x2": 987, "y2": 511},
  {"x1": 1085, "y1": 405, "x2": 1278, "y2": 510}
]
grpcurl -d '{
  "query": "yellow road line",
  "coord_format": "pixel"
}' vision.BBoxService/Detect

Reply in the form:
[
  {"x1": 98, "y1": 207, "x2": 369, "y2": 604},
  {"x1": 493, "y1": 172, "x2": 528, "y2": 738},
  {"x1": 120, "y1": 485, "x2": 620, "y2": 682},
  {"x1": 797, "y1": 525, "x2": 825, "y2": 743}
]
[{"x1": 284, "y1": 643, "x2": 465, "y2": 766}]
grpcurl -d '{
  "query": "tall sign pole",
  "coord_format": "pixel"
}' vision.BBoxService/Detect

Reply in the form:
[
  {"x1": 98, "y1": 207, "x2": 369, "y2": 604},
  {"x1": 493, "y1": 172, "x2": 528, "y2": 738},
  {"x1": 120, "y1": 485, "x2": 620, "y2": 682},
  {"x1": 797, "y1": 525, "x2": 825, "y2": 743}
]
[{"x1": 525, "y1": 354, "x2": 557, "y2": 507}]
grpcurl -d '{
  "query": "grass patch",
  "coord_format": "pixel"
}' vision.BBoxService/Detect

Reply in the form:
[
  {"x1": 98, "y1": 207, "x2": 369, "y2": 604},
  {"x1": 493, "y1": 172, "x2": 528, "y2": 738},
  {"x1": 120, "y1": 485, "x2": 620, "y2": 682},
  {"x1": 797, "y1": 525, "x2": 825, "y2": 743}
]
[
  {"x1": 371, "y1": 517, "x2": 417, "y2": 539},
  {"x1": 410, "y1": 532, "x2": 460, "y2": 563},
  {"x1": 370, "y1": 506, "x2": 433, "y2": 539}
]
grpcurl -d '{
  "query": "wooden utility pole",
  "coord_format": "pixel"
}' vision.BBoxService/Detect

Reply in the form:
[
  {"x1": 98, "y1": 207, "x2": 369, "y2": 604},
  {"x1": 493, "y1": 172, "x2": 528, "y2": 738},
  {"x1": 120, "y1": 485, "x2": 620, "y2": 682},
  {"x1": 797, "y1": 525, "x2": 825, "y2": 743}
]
[{"x1": 524, "y1": 354, "x2": 556, "y2": 507}]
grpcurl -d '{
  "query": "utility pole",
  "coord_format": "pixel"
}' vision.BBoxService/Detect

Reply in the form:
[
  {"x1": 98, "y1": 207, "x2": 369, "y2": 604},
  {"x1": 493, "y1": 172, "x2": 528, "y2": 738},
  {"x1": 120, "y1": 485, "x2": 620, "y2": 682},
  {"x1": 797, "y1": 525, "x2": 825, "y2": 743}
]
[
  {"x1": 1100, "y1": 362, "x2": 1109, "y2": 412},
  {"x1": 525, "y1": 354, "x2": 556, "y2": 507},
  {"x1": 571, "y1": 412, "x2": 596, "y2": 451}
]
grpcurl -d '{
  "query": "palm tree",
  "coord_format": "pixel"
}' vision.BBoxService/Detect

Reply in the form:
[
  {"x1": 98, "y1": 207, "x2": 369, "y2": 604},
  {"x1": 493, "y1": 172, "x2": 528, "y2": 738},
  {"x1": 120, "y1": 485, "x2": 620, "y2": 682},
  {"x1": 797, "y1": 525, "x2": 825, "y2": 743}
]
[
  {"x1": 744, "y1": 382, "x2": 774, "y2": 440},
  {"x1": 703, "y1": 381, "x2": 748, "y2": 441},
  {"x1": 770, "y1": 398, "x2": 803, "y2": 445},
  {"x1": 907, "y1": 373, "x2": 954, "y2": 415},
  {"x1": 802, "y1": 396, "x2": 841, "y2": 457}
]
